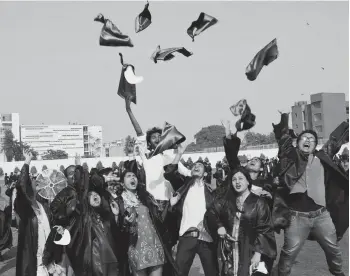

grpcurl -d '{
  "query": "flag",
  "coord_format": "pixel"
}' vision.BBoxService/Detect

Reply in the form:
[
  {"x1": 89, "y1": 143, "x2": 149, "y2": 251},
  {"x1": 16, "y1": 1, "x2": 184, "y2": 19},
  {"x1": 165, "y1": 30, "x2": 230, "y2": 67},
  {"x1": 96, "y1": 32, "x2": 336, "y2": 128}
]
[
  {"x1": 94, "y1": 13, "x2": 133, "y2": 47},
  {"x1": 245, "y1": 38, "x2": 278, "y2": 81},
  {"x1": 187, "y1": 12, "x2": 218, "y2": 42},
  {"x1": 135, "y1": 2, "x2": 152, "y2": 33},
  {"x1": 151, "y1": 45, "x2": 193, "y2": 63},
  {"x1": 149, "y1": 122, "x2": 186, "y2": 158}
]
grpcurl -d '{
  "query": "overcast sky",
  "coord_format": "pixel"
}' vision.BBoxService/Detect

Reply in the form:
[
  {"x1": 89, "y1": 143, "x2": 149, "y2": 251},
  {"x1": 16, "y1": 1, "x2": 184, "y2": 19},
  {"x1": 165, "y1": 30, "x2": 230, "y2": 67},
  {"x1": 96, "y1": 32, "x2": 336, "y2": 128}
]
[{"x1": 0, "y1": 1, "x2": 348, "y2": 143}]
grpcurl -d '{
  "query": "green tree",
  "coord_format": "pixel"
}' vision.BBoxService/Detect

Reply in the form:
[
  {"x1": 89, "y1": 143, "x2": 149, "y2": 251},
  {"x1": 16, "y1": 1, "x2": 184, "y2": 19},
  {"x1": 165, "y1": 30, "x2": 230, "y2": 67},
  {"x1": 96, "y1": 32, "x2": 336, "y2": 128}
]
[
  {"x1": 96, "y1": 161, "x2": 103, "y2": 171},
  {"x1": 30, "y1": 166, "x2": 38, "y2": 175},
  {"x1": 42, "y1": 150, "x2": 68, "y2": 160},
  {"x1": 2, "y1": 129, "x2": 14, "y2": 161},
  {"x1": 0, "y1": 167, "x2": 4, "y2": 177},
  {"x1": 194, "y1": 125, "x2": 226, "y2": 148},
  {"x1": 243, "y1": 131, "x2": 276, "y2": 146},
  {"x1": 14, "y1": 167, "x2": 20, "y2": 174},
  {"x1": 42, "y1": 165, "x2": 48, "y2": 171},
  {"x1": 12, "y1": 141, "x2": 38, "y2": 161}
]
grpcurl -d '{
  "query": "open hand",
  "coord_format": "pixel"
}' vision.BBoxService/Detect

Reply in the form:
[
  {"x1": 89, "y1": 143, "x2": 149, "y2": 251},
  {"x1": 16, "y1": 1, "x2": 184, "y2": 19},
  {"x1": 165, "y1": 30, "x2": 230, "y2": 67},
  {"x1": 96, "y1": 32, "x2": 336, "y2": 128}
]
[
  {"x1": 24, "y1": 150, "x2": 33, "y2": 165},
  {"x1": 177, "y1": 144, "x2": 187, "y2": 155},
  {"x1": 110, "y1": 201, "x2": 120, "y2": 216},
  {"x1": 74, "y1": 154, "x2": 81, "y2": 166}
]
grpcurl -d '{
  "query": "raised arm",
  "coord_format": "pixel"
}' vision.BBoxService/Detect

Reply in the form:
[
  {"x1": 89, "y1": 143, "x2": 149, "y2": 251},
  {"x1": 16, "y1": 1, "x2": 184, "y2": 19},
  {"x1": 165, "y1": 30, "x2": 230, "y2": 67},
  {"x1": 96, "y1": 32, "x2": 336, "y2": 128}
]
[
  {"x1": 164, "y1": 145, "x2": 189, "y2": 191},
  {"x1": 14, "y1": 152, "x2": 35, "y2": 219},
  {"x1": 222, "y1": 120, "x2": 241, "y2": 171},
  {"x1": 321, "y1": 121, "x2": 349, "y2": 159},
  {"x1": 272, "y1": 113, "x2": 296, "y2": 166},
  {"x1": 125, "y1": 97, "x2": 143, "y2": 136}
]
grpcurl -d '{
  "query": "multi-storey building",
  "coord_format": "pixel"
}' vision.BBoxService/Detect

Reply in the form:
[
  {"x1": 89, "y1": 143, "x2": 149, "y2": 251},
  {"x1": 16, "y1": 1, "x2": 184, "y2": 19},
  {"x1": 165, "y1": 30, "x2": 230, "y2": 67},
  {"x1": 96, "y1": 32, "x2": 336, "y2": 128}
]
[
  {"x1": 20, "y1": 124, "x2": 103, "y2": 158},
  {"x1": 291, "y1": 93, "x2": 348, "y2": 139}
]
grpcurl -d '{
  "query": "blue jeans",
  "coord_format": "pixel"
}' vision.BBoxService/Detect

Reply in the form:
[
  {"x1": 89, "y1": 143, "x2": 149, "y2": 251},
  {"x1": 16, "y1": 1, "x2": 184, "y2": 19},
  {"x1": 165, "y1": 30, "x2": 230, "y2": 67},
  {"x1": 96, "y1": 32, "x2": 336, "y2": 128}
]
[{"x1": 278, "y1": 209, "x2": 343, "y2": 276}]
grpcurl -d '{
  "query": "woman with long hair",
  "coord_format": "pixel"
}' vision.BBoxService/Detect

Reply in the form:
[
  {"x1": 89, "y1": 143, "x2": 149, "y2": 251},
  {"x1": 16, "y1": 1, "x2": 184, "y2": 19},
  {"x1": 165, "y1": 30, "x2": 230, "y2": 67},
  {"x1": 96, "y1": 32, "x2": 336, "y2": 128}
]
[
  {"x1": 205, "y1": 167, "x2": 277, "y2": 276},
  {"x1": 115, "y1": 169, "x2": 178, "y2": 276}
]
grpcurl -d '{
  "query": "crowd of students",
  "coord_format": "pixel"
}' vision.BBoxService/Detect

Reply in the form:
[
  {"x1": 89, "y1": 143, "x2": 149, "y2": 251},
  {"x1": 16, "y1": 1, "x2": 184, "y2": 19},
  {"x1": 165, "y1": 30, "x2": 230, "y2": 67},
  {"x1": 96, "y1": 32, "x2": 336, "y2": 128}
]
[{"x1": 0, "y1": 98, "x2": 348, "y2": 276}]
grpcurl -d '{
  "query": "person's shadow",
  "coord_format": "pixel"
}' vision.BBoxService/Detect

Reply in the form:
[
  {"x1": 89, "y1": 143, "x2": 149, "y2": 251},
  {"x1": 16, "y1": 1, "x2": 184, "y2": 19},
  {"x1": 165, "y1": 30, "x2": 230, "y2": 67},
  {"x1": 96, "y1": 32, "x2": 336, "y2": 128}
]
[{"x1": 0, "y1": 246, "x2": 17, "y2": 275}]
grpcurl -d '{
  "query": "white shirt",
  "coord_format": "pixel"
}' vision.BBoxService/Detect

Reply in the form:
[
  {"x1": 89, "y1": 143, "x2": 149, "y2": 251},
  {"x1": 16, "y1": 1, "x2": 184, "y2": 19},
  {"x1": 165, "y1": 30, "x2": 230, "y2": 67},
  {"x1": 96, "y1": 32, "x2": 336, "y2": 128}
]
[
  {"x1": 136, "y1": 135, "x2": 190, "y2": 201},
  {"x1": 179, "y1": 179, "x2": 212, "y2": 242},
  {"x1": 33, "y1": 202, "x2": 51, "y2": 276}
]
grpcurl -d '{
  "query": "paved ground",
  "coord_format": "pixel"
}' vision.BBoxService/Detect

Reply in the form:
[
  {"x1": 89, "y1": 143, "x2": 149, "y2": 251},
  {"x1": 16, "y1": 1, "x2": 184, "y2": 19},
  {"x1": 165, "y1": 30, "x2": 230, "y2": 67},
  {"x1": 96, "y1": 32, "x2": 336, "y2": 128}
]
[{"x1": 0, "y1": 180, "x2": 348, "y2": 276}]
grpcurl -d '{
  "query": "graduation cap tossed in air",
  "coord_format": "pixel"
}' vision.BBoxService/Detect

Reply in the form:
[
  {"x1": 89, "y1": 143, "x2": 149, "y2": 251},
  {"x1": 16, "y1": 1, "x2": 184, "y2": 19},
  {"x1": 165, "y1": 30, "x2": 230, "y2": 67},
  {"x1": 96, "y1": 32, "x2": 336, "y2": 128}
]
[
  {"x1": 230, "y1": 99, "x2": 256, "y2": 131},
  {"x1": 187, "y1": 12, "x2": 218, "y2": 42},
  {"x1": 117, "y1": 53, "x2": 144, "y2": 105},
  {"x1": 135, "y1": 1, "x2": 152, "y2": 33},
  {"x1": 148, "y1": 122, "x2": 186, "y2": 158},
  {"x1": 94, "y1": 13, "x2": 134, "y2": 47},
  {"x1": 245, "y1": 38, "x2": 278, "y2": 81},
  {"x1": 151, "y1": 45, "x2": 193, "y2": 63}
]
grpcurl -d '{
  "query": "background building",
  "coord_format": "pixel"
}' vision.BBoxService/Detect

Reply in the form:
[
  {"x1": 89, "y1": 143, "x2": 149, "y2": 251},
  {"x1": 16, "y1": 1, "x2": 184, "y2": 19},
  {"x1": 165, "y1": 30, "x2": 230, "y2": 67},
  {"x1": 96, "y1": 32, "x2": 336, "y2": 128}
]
[
  {"x1": 103, "y1": 139, "x2": 124, "y2": 157},
  {"x1": 21, "y1": 124, "x2": 103, "y2": 158},
  {"x1": 83, "y1": 125, "x2": 103, "y2": 157},
  {"x1": 291, "y1": 93, "x2": 348, "y2": 139}
]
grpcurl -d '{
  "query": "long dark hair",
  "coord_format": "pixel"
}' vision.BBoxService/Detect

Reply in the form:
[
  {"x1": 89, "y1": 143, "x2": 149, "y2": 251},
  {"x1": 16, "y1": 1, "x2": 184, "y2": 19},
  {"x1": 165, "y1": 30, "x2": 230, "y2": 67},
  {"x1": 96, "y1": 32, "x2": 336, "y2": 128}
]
[
  {"x1": 120, "y1": 170, "x2": 159, "y2": 208},
  {"x1": 216, "y1": 166, "x2": 253, "y2": 200}
]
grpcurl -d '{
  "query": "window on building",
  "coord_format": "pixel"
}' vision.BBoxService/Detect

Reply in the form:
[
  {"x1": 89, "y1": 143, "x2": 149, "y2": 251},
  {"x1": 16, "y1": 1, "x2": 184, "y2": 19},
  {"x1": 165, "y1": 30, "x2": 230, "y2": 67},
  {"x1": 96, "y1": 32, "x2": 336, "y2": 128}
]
[
  {"x1": 315, "y1": 125, "x2": 323, "y2": 134},
  {"x1": 83, "y1": 126, "x2": 88, "y2": 132},
  {"x1": 1, "y1": 114, "x2": 12, "y2": 122},
  {"x1": 302, "y1": 111, "x2": 305, "y2": 121},
  {"x1": 312, "y1": 101, "x2": 321, "y2": 109},
  {"x1": 346, "y1": 107, "x2": 349, "y2": 114},
  {"x1": 295, "y1": 113, "x2": 297, "y2": 118},
  {"x1": 303, "y1": 122, "x2": 307, "y2": 130},
  {"x1": 313, "y1": 113, "x2": 322, "y2": 122}
]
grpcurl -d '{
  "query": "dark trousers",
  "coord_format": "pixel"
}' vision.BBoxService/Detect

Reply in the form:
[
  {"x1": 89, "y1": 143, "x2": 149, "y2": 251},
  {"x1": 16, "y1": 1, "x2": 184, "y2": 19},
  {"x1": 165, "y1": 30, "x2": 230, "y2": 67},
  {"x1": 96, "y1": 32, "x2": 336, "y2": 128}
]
[{"x1": 176, "y1": 236, "x2": 219, "y2": 276}]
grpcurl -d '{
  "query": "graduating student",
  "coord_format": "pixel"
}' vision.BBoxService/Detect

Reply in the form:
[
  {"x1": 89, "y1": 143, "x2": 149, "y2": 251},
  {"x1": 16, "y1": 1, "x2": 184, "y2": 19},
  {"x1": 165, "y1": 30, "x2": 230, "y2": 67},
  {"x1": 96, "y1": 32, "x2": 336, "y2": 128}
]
[
  {"x1": 273, "y1": 113, "x2": 348, "y2": 276},
  {"x1": 163, "y1": 145, "x2": 219, "y2": 276},
  {"x1": 205, "y1": 167, "x2": 277, "y2": 276},
  {"x1": 14, "y1": 151, "x2": 52, "y2": 276}
]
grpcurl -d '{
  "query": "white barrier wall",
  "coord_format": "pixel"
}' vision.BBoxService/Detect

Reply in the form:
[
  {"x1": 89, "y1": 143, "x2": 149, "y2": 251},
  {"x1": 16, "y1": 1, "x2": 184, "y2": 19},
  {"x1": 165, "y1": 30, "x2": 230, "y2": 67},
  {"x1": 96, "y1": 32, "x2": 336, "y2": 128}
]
[{"x1": 0, "y1": 144, "x2": 347, "y2": 174}]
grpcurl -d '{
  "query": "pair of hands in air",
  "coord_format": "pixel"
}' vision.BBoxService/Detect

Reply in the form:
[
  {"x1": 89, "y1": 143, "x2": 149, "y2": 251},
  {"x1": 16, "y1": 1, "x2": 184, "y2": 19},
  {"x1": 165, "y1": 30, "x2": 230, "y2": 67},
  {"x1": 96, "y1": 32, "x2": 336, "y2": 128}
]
[{"x1": 109, "y1": 201, "x2": 136, "y2": 224}]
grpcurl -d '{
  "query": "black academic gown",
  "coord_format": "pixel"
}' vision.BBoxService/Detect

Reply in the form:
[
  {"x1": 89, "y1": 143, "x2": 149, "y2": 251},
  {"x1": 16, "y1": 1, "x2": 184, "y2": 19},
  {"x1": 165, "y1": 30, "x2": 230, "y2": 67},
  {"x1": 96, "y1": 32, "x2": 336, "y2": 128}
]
[
  {"x1": 0, "y1": 205, "x2": 12, "y2": 252},
  {"x1": 205, "y1": 189, "x2": 277, "y2": 276},
  {"x1": 14, "y1": 164, "x2": 52, "y2": 276}
]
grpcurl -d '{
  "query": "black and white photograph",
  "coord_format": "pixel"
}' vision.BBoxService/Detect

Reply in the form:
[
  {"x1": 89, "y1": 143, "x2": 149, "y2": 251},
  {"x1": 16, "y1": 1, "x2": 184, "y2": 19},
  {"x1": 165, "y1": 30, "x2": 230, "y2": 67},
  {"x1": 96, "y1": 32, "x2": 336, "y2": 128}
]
[{"x1": 0, "y1": 0, "x2": 348, "y2": 276}]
